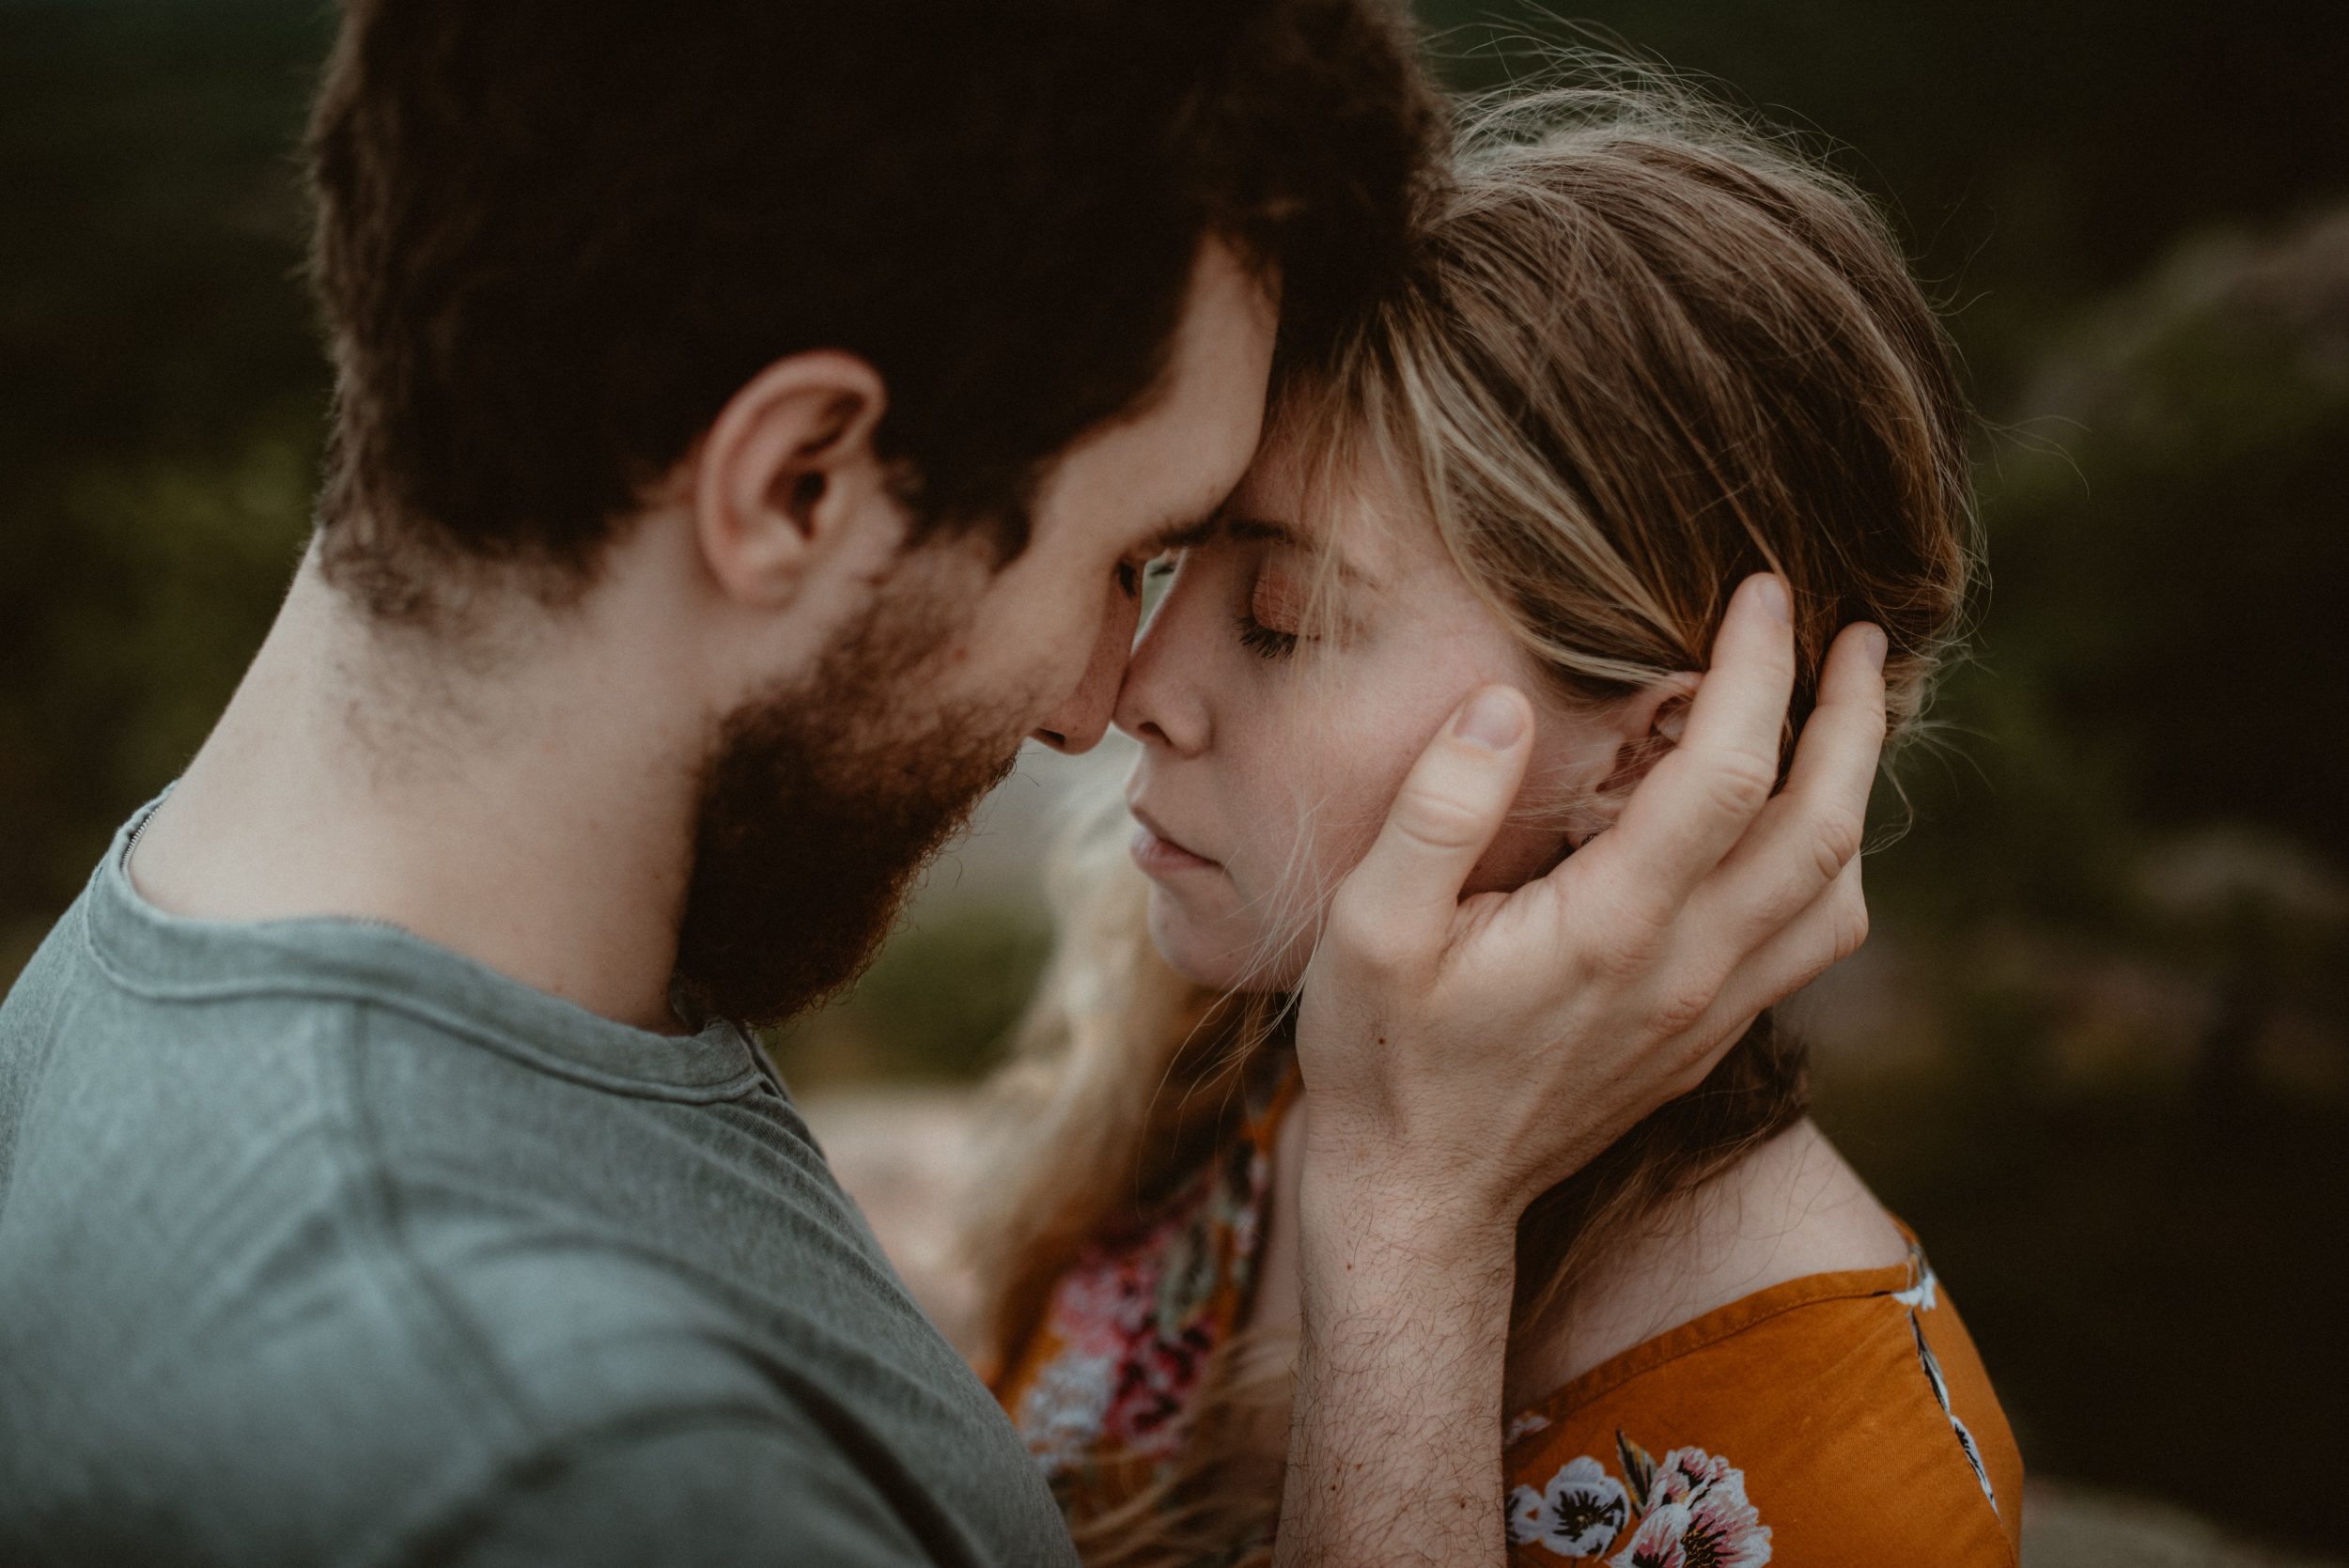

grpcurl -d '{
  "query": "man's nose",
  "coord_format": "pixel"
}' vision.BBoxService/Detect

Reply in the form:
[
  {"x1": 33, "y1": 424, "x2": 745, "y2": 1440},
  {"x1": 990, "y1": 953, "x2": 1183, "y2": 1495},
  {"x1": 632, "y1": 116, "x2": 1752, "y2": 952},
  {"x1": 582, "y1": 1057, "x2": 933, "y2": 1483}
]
[{"x1": 1030, "y1": 590, "x2": 1141, "y2": 754}]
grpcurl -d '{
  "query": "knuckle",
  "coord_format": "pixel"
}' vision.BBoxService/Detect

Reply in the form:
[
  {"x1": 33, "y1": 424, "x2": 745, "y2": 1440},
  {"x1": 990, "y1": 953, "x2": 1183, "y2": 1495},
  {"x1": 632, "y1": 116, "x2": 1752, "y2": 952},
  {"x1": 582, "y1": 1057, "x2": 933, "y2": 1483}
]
[
  {"x1": 1395, "y1": 790, "x2": 1490, "y2": 852},
  {"x1": 1835, "y1": 885, "x2": 1872, "y2": 958},
  {"x1": 1810, "y1": 806, "x2": 1867, "y2": 883},
  {"x1": 1653, "y1": 983, "x2": 1714, "y2": 1038},
  {"x1": 1705, "y1": 750, "x2": 1779, "y2": 822},
  {"x1": 1592, "y1": 909, "x2": 1671, "y2": 984}
]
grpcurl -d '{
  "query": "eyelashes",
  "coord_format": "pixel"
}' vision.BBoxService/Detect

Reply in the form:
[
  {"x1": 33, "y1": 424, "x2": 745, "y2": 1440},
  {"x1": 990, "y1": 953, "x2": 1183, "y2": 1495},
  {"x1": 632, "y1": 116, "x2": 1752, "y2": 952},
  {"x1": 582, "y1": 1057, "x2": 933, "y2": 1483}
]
[
  {"x1": 1234, "y1": 613, "x2": 1300, "y2": 660},
  {"x1": 1241, "y1": 567, "x2": 1310, "y2": 660}
]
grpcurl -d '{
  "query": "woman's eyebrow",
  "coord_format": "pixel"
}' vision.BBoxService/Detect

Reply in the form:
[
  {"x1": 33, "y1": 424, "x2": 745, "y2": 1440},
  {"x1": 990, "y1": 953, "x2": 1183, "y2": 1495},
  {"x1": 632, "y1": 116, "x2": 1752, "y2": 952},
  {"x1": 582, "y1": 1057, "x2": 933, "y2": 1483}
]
[{"x1": 1221, "y1": 516, "x2": 1381, "y2": 590}]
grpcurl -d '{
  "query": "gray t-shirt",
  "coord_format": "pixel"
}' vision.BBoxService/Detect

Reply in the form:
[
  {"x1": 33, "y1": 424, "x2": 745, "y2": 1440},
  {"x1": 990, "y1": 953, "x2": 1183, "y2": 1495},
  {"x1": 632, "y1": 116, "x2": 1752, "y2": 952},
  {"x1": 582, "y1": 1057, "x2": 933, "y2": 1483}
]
[{"x1": 0, "y1": 803, "x2": 1076, "y2": 1568}]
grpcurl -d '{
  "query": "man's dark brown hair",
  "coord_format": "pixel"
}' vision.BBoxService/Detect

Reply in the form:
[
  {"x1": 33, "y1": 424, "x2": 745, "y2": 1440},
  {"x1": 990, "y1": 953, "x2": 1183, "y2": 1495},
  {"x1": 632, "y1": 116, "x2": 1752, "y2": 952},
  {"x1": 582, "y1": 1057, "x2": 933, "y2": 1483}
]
[{"x1": 304, "y1": 0, "x2": 1439, "y2": 614}]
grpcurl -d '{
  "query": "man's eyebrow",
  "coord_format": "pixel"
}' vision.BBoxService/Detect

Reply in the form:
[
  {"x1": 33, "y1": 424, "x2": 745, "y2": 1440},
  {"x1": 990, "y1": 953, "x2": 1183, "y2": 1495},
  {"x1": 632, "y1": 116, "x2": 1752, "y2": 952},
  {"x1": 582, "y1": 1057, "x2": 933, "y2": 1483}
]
[
  {"x1": 1137, "y1": 510, "x2": 1227, "y2": 556},
  {"x1": 1222, "y1": 516, "x2": 1302, "y2": 550}
]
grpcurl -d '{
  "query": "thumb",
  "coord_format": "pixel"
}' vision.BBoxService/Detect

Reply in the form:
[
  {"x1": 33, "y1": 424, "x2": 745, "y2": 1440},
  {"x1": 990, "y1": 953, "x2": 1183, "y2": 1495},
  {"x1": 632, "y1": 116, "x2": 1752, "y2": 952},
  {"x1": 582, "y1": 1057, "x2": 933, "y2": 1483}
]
[{"x1": 1330, "y1": 686, "x2": 1533, "y2": 964}]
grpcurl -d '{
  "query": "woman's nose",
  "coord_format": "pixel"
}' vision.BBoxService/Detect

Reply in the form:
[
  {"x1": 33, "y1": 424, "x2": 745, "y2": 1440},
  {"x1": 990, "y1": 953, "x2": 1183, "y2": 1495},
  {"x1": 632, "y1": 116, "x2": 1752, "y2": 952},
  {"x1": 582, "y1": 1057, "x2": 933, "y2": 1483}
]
[{"x1": 1112, "y1": 578, "x2": 1211, "y2": 757}]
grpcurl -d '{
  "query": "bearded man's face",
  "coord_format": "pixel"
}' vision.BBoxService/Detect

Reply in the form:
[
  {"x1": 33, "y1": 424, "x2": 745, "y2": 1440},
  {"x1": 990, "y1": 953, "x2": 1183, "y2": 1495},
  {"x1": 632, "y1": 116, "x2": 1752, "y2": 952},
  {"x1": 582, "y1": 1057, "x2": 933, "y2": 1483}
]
[{"x1": 669, "y1": 567, "x2": 1026, "y2": 1027}]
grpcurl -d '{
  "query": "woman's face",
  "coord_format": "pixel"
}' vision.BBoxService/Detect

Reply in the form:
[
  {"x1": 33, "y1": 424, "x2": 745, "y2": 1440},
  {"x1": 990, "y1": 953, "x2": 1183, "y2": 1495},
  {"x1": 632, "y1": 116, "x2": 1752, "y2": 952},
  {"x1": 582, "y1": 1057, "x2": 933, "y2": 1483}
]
[{"x1": 1113, "y1": 436, "x2": 1652, "y2": 991}]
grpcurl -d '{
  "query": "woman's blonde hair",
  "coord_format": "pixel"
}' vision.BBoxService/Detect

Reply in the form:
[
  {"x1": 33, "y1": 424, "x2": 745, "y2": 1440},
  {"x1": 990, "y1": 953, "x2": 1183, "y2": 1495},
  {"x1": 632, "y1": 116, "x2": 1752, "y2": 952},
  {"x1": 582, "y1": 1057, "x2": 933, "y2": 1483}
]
[{"x1": 963, "y1": 69, "x2": 1976, "y2": 1567}]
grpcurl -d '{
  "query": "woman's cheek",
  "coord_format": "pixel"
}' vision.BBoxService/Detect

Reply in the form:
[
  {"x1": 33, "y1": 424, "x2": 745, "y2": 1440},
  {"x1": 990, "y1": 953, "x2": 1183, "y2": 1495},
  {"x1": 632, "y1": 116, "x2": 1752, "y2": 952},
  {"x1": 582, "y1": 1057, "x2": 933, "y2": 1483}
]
[{"x1": 1293, "y1": 762, "x2": 1412, "y2": 899}]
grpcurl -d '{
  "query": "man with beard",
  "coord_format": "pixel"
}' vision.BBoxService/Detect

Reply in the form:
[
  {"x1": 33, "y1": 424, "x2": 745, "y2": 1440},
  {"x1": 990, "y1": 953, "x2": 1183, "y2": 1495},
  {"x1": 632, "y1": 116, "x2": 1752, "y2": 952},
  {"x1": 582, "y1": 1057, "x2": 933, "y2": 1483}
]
[{"x1": 0, "y1": 3, "x2": 1887, "y2": 1565}]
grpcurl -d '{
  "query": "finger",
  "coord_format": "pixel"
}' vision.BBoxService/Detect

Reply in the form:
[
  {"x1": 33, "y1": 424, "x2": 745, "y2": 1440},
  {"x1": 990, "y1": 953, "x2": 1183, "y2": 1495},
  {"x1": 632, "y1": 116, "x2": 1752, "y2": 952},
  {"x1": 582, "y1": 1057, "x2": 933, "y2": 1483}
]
[
  {"x1": 1773, "y1": 619, "x2": 1887, "y2": 843},
  {"x1": 1329, "y1": 685, "x2": 1533, "y2": 968},
  {"x1": 1697, "y1": 620, "x2": 1888, "y2": 940},
  {"x1": 1587, "y1": 574, "x2": 1797, "y2": 909},
  {"x1": 1691, "y1": 851, "x2": 1868, "y2": 1062}
]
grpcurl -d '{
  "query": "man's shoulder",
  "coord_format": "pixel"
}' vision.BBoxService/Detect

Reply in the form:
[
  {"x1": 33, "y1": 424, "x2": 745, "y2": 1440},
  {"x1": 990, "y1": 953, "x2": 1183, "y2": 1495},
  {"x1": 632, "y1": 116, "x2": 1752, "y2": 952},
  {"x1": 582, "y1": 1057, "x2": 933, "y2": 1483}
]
[
  {"x1": 3, "y1": 1062, "x2": 1066, "y2": 1566},
  {"x1": 23, "y1": 1123, "x2": 1073, "y2": 1566},
  {"x1": 1, "y1": 876, "x2": 1071, "y2": 1564}
]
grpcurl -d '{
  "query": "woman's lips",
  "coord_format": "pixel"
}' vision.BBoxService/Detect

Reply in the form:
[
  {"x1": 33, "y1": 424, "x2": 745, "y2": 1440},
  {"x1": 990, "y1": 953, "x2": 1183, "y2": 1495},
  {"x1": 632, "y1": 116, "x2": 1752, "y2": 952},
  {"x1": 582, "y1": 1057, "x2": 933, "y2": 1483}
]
[{"x1": 1128, "y1": 809, "x2": 1219, "y2": 878}]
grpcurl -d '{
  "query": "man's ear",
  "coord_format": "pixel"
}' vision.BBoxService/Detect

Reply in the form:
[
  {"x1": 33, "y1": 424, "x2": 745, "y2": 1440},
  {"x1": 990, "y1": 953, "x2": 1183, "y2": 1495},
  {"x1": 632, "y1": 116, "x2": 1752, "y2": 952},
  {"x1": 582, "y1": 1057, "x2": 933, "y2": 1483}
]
[
  {"x1": 1580, "y1": 671, "x2": 1703, "y2": 840},
  {"x1": 690, "y1": 350, "x2": 896, "y2": 608}
]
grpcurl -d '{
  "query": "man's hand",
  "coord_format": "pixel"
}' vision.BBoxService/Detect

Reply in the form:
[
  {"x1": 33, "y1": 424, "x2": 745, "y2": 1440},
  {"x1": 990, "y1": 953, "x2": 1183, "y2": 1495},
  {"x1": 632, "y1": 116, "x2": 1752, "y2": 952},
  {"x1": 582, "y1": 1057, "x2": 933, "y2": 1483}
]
[
  {"x1": 1275, "y1": 574, "x2": 1888, "y2": 1566},
  {"x1": 1298, "y1": 570, "x2": 1884, "y2": 1221}
]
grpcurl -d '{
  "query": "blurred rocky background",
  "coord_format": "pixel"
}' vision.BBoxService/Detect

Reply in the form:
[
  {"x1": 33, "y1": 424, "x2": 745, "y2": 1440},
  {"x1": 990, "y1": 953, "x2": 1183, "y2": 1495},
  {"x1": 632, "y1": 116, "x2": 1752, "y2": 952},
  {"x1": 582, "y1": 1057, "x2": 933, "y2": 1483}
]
[{"x1": 5, "y1": 1, "x2": 2344, "y2": 1560}]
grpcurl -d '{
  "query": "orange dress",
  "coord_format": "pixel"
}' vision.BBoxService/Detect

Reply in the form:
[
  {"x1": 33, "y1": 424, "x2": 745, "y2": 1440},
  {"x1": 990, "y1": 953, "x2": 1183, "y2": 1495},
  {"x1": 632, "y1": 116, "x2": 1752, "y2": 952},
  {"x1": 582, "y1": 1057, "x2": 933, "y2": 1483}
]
[{"x1": 993, "y1": 1065, "x2": 2022, "y2": 1566}]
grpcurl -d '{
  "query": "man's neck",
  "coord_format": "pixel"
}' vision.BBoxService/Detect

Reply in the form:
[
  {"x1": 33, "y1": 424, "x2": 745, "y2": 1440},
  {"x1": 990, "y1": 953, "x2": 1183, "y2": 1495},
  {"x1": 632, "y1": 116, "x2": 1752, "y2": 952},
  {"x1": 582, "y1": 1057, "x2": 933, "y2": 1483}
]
[{"x1": 128, "y1": 551, "x2": 705, "y2": 1033}]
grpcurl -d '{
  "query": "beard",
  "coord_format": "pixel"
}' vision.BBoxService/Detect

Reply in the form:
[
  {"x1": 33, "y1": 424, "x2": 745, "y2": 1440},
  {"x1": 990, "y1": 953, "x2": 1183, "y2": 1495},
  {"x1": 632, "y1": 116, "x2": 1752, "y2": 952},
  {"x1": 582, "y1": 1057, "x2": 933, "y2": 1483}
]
[{"x1": 669, "y1": 575, "x2": 1026, "y2": 1029}]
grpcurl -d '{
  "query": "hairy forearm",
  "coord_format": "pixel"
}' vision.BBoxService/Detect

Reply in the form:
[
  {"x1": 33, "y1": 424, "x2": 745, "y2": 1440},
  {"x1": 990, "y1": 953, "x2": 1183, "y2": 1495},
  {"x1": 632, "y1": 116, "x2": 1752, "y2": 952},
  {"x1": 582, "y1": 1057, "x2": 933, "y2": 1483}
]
[{"x1": 1275, "y1": 1174, "x2": 1518, "y2": 1567}]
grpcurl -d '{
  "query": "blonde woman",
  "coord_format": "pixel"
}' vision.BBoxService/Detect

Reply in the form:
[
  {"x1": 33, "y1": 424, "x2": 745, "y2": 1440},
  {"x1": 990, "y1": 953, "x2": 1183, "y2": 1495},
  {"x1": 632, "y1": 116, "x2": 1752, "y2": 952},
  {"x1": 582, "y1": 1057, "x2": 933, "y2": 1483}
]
[{"x1": 967, "y1": 80, "x2": 2021, "y2": 1568}]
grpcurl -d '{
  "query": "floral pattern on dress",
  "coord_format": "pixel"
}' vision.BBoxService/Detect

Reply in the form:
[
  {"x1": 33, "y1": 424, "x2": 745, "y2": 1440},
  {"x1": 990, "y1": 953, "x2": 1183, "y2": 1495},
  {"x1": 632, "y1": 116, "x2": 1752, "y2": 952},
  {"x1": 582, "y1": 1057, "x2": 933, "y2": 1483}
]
[
  {"x1": 1892, "y1": 1262, "x2": 1940, "y2": 1312},
  {"x1": 1612, "y1": 1436, "x2": 1772, "y2": 1568},
  {"x1": 999, "y1": 1074, "x2": 1285, "y2": 1495},
  {"x1": 997, "y1": 1063, "x2": 2006, "y2": 1565},
  {"x1": 1503, "y1": 1436, "x2": 1770, "y2": 1564},
  {"x1": 1509, "y1": 1455, "x2": 1631, "y2": 1558},
  {"x1": 1505, "y1": 1412, "x2": 1555, "y2": 1446}
]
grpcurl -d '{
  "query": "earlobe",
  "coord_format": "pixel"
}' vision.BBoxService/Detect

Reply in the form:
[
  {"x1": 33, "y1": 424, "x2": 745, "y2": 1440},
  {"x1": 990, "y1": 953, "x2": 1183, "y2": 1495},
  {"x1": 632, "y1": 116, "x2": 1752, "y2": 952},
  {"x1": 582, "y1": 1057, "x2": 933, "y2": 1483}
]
[{"x1": 691, "y1": 351, "x2": 892, "y2": 608}]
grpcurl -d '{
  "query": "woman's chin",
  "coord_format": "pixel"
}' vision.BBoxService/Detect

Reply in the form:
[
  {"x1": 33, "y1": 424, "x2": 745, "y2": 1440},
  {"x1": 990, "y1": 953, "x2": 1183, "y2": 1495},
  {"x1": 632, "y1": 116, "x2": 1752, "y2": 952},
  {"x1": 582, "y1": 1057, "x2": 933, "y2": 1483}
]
[
  {"x1": 1144, "y1": 894, "x2": 1308, "y2": 994},
  {"x1": 1144, "y1": 914, "x2": 1241, "y2": 990}
]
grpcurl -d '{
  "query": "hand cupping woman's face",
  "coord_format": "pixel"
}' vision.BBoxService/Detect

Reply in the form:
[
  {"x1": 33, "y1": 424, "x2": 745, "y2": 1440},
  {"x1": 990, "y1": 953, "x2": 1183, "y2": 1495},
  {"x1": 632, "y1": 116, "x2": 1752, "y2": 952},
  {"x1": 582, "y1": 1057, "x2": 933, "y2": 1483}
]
[{"x1": 1112, "y1": 435, "x2": 1645, "y2": 993}]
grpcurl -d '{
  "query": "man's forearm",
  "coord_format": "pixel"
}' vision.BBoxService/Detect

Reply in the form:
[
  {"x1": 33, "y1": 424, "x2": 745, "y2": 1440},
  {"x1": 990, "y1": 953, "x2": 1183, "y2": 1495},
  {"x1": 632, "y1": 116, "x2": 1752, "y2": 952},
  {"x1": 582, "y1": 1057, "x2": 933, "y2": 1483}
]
[{"x1": 1275, "y1": 1174, "x2": 1517, "y2": 1566}]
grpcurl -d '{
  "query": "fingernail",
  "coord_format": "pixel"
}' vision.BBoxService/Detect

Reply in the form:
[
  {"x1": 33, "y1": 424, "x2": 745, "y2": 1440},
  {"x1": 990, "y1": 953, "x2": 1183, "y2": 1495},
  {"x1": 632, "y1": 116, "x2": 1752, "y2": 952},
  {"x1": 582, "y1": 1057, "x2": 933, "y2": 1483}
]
[
  {"x1": 1754, "y1": 575, "x2": 1792, "y2": 625},
  {"x1": 1455, "y1": 688, "x2": 1525, "y2": 751},
  {"x1": 1861, "y1": 625, "x2": 1888, "y2": 670}
]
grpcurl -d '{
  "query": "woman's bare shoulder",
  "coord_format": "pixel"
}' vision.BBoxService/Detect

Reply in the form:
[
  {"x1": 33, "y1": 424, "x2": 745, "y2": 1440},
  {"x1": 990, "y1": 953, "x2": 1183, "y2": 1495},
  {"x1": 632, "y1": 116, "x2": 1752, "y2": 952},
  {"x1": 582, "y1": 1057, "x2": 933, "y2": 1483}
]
[{"x1": 1505, "y1": 1119, "x2": 1909, "y2": 1407}]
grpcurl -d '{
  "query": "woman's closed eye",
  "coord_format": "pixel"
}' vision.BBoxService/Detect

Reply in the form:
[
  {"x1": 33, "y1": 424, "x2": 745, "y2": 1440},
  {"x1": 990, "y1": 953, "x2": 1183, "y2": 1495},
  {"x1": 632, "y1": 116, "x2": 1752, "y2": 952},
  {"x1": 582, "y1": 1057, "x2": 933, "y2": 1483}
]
[{"x1": 1237, "y1": 569, "x2": 1307, "y2": 660}]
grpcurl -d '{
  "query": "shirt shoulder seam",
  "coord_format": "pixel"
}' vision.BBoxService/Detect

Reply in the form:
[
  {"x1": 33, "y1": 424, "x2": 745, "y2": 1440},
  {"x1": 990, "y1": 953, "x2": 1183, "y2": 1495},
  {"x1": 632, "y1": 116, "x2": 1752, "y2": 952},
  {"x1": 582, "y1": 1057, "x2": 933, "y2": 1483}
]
[
  {"x1": 313, "y1": 1003, "x2": 550, "y2": 1450},
  {"x1": 351, "y1": 1404, "x2": 822, "y2": 1568}
]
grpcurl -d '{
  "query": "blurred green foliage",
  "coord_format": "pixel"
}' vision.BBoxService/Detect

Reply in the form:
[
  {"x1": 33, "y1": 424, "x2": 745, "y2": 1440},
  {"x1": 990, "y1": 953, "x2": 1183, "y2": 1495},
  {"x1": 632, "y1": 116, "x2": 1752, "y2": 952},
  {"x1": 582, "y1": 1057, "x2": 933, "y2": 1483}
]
[
  {"x1": 3, "y1": 0, "x2": 2345, "y2": 1550},
  {"x1": 1, "y1": 0, "x2": 331, "y2": 967},
  {"x1": 771, "y1": 903, "x2": 1055, "y2": 1086}
]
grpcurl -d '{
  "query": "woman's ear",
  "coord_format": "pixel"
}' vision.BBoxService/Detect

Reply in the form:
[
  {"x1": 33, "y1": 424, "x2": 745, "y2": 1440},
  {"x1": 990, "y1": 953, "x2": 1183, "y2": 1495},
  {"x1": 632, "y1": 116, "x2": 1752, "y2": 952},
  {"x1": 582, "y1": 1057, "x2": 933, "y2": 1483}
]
[
  {"x1": 1579, "y1": 671, "x2": 1703, "y2": 841},
  {"x1": 689, "y1": 350, "x2": 896, "y2": 608}
]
